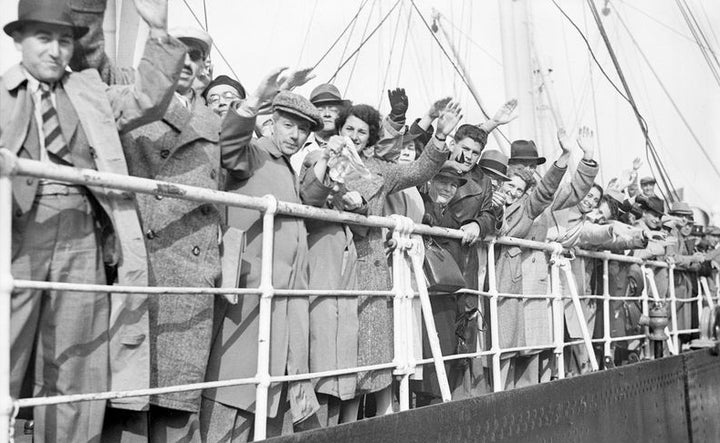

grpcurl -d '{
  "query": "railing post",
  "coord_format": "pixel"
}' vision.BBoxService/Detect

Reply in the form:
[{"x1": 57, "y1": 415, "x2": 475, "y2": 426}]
[
  {"x1": 668, "y1": 264, "x2": 679, "y2": 351},
  {"x1": 0, "y1": 152, "x2": 15, "y2": 442},
  {"x1": 486, "y1": 240, "x2": 503, "y2": 392},
  {"x1": 640, "y1": 265, "x2": 651, "y2": 358},
  {"x1": 390, "y1": 218, "x2": 412, "y2": 412},
  {"x1": 602, "y1": 258, "x2": 611, "y2": 361},
  {"x1": 253, "y1": 195, "x2": 277, "y2": 442},
  {"x1": 550, "y1": 249, "x2": 565, "y2": 380}
]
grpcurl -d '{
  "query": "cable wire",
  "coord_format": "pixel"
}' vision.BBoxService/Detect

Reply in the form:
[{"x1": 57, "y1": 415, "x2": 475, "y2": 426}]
[
  {"x1": 377, "y1": 3, "x2": 406, "y2": 108},
  {"x1": 311, "y1": 0, "x2": 371, "y2": 70}
]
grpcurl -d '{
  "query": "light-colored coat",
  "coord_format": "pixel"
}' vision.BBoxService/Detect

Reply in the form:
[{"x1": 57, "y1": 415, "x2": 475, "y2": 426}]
[{"x1": 0, "y1": 37, "x2": 185, "y2": 411}]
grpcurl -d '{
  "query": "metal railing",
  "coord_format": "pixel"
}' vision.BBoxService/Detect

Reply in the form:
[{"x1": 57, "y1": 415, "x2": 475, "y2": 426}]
[{"x1": 0, "y1": 150, "x2": 716, "y2": 442}]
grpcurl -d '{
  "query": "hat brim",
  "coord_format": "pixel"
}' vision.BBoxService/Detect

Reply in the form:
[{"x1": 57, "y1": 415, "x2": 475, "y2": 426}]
[
  {"x1": 274, "y1": 105, "x2": 323, "y2": 132},
  {"x1": 176, "y1": 36, "x2": 211, "y2": 57},
  {"x1": 311, "y1": 98, "x2": 352, "y2": 108},
  {"x1": 508, "y1": 156, "x2": 546, "y2": 165},
  {"x1": 4, "y1": 19, "x2": 88, "y2": 38},
  {"x1": 480, "y1": 166, "x2": 510, "y2": 182},
  {"x1": 434, "y1": 172, "x2": 467, "y2": 186}
]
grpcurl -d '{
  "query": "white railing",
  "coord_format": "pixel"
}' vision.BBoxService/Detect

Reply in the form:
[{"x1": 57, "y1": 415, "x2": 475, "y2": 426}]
[{"x1": 0, "y1": 150, "x2": 715, "y2": 442}]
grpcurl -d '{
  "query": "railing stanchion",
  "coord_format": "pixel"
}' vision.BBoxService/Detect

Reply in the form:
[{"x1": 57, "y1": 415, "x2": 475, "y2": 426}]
[
  {"x1": 550, "y1": 249, "x2": 565, "y2": 379},
  {"x1": 390, "y1": 219, "x2": 411, "y2": 412},
  {"x1": 486, "y1": 241, "x2": 502, "y2": 392},
  {"x1": 668, "y1": 265, "x2": 679, "y2": 351},
  {"x1": 253, "y1": 195, "x2": 277, "y2": 442},
  {"x1": 602, "y1": 258, "x2": 611, "y2": 363},
  {"x1": 0, "y1": 151, "x2": 15, "y2": 442}
]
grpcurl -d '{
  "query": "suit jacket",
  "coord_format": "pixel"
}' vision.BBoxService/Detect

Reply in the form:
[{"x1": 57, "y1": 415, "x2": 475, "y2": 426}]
[{"x1": 0, "y1": 37, "x2": 185, "y2": 411}]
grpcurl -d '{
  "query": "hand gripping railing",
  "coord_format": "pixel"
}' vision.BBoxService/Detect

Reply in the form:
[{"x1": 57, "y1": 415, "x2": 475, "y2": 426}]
[{"x1": 0, "y1": 150, "x2": 713, "y2": 441}]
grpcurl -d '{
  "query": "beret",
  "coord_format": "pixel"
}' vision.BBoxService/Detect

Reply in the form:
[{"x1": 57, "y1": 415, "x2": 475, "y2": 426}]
[{"x1": 272, "y1": 91, "x2": 323, "y2": 132}]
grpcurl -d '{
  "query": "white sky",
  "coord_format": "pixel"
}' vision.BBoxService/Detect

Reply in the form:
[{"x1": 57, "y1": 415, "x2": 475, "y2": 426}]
[{"x1": 1, "y1": 0, "x2": 719, "y2": 218}]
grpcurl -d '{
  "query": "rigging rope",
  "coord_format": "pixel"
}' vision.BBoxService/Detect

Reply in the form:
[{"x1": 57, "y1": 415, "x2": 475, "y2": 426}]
[
  {"x1": 297, "y1": 0, "x2": 319, "y2": 64},
  {"x1": 340, "y1": 0, "x2": 379, "y2": 95},
  {"x1": 312, "y1": 0, "x2": 371, "y2": 70},
  {"x1": 674, "y1": 0, "x2": 720, "y2": 88},
  {"x1": 394, "y1": 7, "x2": 413, "y2": 89},
  {"x1": 181, "y1": 0, "x2": 241, "y2": 81},
  {"x1": 202, "y1": 0, "x2": 208, "y2": 31},
  {"x1": 377, "y1": 3, "x2": 406, "y2": 108}
]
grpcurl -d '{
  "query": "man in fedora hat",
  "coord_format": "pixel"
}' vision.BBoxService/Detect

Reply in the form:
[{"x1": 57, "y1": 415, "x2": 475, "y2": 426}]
[
  {"x1": 290, "y1": 82, "x2": 350, "y2": 172},
  {"x1": 508, "y1": 139, "x2": 546, "y2": 172},
  {"x1": 1, "y1": 0, "x2": 185, "y2": 440}
]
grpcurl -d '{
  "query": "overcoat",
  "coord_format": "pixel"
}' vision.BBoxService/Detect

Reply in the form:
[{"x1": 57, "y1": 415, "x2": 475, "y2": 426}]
[
  {"x1": 0, "y1": 37, "x2": 185, "y2": 411},
  {"x1": 204, "y1": 109, "x2": 327, "y2": 421},
  {"x1": 345, "y1": 135, "x2": 449, "y2": 393}
]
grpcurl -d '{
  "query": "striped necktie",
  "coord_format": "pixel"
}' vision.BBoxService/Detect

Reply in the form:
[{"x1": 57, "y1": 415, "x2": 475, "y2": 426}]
[{"x1": 39, "y1": 82, "x2": 72, "y2": 165}]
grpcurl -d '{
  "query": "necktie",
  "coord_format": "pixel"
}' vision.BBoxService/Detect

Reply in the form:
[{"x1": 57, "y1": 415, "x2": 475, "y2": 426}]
[{"x1": 39, "y1": 83, "x2": 72, "y2": 165}]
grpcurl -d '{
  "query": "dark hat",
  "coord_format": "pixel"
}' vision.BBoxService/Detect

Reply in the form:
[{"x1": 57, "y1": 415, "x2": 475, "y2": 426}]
[
  {"x1": 705, "y1": 225, "x2": 720, "y2": 237},
  {"x1": 309, "y1": 83, "x2": 352, "y2": 107},
  {"x1": 668, "y1": 201, "x2": 694, "y2": 217},
  {"x1": 202, "y1": 75, "x2": 246, "y2": 100},
  {"x1": 638, "y1": 195, "x2": 664, "y2": 216},
  {"x1": 4, "y1": 0, "x2": 88, "y2": 38},
  {"x1": 272, "y1": 91, "x2": 323, "y2": 132},
  {"x1": 478, "y1": 149, "x2": 510, "y2": 182},
  {"x1": 170, "y1": 27, "x2": 213, "y2": 58},
  {"x1": 433, "y1": 165, "x2": 468, "y2": 186},
  {"x1": 640, "y1": 176, "x2": 656, "y2": 186},
  {"x1": 509, "y1": 140, "x2": 546, "y2": 165}
]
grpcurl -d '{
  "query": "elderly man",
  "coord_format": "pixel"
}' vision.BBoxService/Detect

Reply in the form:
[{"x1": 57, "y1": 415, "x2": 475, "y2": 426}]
[
  {"x1": 69, "y1": 3, "x2": 234, "y2": 440},
  {"x1": 203, "y1": 74, "x2": 247, "y2": 117},
  {"x1": 640, "y1": 176, "x2": 666, "y2": 213},
  {"x1": 202, "y1": 74, "x2": 330, "y2": 440},
  {"x1": 1, "y1": 0, "x2": 184, "y2": 440}
]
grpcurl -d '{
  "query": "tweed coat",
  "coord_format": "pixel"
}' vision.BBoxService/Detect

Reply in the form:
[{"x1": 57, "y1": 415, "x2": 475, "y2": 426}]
[
  {"x1": 670, "y1": 235, "x2": 700, "y2": 332},
  {"x1": 300, "y1": 149, "x2": 360, "y2": 401},
  {"x1": 1, "y1": 37, "x2": 185, "y2": 412},
  {"x1": 496, "y1": 163, "x2": 566, "y2": 352},
  {"x1": 345, "y1": 135, "x2": 449, "y2": 393},
  {"x1": 204, "y1": 109, "x2": 327, "y2": 422},
  {"x1": 517, "y1": 159, "x2": 599, "y2": 349},
  {"x1": 118, "y1": 94, "x2": 224, "y2": 412}
]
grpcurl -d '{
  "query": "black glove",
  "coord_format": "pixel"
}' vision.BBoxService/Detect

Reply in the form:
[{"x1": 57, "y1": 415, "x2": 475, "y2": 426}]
[{"x1": 387, "y1": 88, "x2": 408, "y2": 123}]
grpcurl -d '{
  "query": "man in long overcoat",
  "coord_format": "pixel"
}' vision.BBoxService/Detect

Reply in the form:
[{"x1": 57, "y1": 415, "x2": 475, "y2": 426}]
[
  {"x1": 1, "y1": 0, "x2": 184, "y2": 440},
  {"x1": 202, "y1": 85, "x2": 328, "y2": 441}
]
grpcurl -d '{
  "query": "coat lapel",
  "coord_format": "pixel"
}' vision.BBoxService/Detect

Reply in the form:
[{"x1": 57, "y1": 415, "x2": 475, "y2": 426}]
[
  {"x1": 163, "y1": 96, "x2": 220, "y2": 155},
  {"x1": 0, "y1": 66, "x2": 34, "y2": 157}
]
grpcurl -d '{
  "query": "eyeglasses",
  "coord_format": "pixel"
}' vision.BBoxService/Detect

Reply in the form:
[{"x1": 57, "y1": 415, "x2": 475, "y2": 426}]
[
  {"x1": 186, "y1": 47, "x2": 205, "y2": 62},
  {"x1": 207, "y1": 91, "x2": 241, "y2": 105}
]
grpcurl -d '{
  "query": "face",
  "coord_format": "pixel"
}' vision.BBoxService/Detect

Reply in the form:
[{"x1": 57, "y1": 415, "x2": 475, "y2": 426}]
[
  {"x1": 501, "y1": 175, "x2": 528, "y2": 206},
  {"x1": 641, "y1": 183, "x2": 655, "y2": 197},
  {"x1": 450, "y1": 137, "x2": 483, "y2": 173},
  {"x1": 340, "y1": 115, "x2": 371, "y2": 150},
  {"x1": 316, "y1": 104, "x2": 341, "y2": 134},
  {"x1": 596, "y1": 201, "x2": 613, "y2": 223},
  {"x1": 679, "y1": 216, "x2": 693, "y2": 237},
  {"x1": 177, "y1": 42, "x2": 205, "y2": 94},
  {"x1": 272, "y1": 113, "x2": 312, "y2": 156},
  {"x1": 429, "y1": 175, "x2": 460, "y2": 205},
  {"x1": 578, "y1": 187, "x2": 602, "y2": 214},
  {"x1": 643, "y1": 210, "x2": 660, "y2": 230},
  {"x1": 508, "y1": 161, "x2": 537, "y2": 175},
  {"x1": 14, "y1": 23, "x2": 74, "y2": 83},
  {"x1": 206, "y1": 84, "x2": 242, "y2": 117},
  {"x1": 397, "y1": 141, "x2": 417, "y2": 164}
]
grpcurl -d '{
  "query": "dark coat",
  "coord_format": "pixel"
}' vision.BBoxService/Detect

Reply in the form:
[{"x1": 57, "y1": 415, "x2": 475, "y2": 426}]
[{"x1": 345, "y1": 135, "x2": 449, "y2": 393}]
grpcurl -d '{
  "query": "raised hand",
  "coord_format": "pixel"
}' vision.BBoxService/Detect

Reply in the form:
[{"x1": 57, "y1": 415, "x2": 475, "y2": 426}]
[
  {"x1": 278, "y1": 67, "x2": 316, "y2": 91},
  {"x1": 427, "y1": 97, "x2": 452, "y2": 120},
  {"x1": 491, "y1": 99, "x2": 518, "y2": 126},
  {"x1": 632, "y1": 157, "x2": 643, "y2": 171},
  {"x1": 387, "y1": 88, "x2": 409, "y2": 118},
  {"x1": 134, "y1": 0, "x2": 168, "y2": 31},
  {"x1": 436, "y1": 100, "x2": 463, "y2": 138},
  {"x1": 247, "y1": 66, "x2": 288, "y2": 108},
  {"x1": 576, "y1": 126, "x2": 595, "y2": 160},
  {"x1": 557, "y1": 128, "x2": 571, "y2": 155}
]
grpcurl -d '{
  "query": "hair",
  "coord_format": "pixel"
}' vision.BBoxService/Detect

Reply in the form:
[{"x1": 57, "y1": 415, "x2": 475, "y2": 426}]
[
  {"x1": 453, "y1": 124, "x2": 488, "y2": 149},
  {"x1": 335, "y1": 104, "x2": 382, "y2": 147},
  {"x1": 509, "y1": 168, "x2": 536, "y2": 190},
  {"x1": 600, "y1": 195, "x2": 620, "y2": 221},
  {"x1": 590, "y1": 183, "x2": 604, "y2": 199}
]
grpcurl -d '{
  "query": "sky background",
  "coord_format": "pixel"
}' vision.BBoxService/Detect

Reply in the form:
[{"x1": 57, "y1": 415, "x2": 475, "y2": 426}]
[{"x1": 1, "y1": 0, "x2": 719, "y2": 220}]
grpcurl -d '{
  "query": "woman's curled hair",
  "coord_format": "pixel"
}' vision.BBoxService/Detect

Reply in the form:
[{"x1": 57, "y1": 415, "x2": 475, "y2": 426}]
[{"x1": 335, "y1": 104, "x2": 382, "y2": 147}]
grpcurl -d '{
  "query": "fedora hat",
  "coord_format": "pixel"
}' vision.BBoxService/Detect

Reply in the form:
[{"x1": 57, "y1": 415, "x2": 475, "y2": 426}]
[
  {"x1": 668, "y1": 201, "x2": 693, "y2": 217},
  {"x1": 478, "y1": 149, "x2": 510, "y2": 182},
  {"x1": 434, "y1": 165, "x2": 468, "y2": 187},
  {"x1": 509, "y1": 139, "x2": 546, "y2": 165},
  {"x1": 637, "y1": 195, "x2": 664, "y2": 216},
  {"x1": 4, "y1": 0, "x2": 88, "y2": 38},
  {"x1": 309, "y1": 83, "x2": 352, "y2": 107}
]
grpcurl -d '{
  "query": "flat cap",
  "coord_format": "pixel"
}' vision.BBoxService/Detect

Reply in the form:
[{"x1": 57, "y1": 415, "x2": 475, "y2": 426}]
[
  {"x1": 640, "y1": 176, "x2": 656, "y2": 186},
  {"x1": 272, "y1": 91, "x2": 323, "y2": 131},
  {"x1": 170, "y1": 27, "x2": 213, "y2": 57},
  {"x1": 434, "y1": 165, "x2": 468, "y2": 186}
]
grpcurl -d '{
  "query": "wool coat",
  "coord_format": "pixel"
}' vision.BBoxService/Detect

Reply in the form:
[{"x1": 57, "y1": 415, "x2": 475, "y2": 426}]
[
  {"x1": 517, "y1": 159, "x2": 599, "y2": 349},
  {"x1": 204, "y1": 109, "x2": 327, "y2": 422},
  {"x1": 345, "y1": 135, "x2": 449, "y2": 393},
  {"x1": 496, "y1": 163, "x2": 566, "y2": 352},
  {"x1": 1, "y1": 37, "x2": 185, "y2": 412}
]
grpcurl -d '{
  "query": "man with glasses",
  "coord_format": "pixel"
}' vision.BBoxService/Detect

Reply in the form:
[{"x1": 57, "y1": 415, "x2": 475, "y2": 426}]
[{"x1": 203, "y1": 74, "x2": 246, "y2": 117}]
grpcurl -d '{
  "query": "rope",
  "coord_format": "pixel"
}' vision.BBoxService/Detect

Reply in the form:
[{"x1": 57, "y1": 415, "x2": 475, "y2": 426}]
[
  {"x1": 674, "y1": 0, "x2": 720, "y2": 88},
  {"x1": 340, "y1": 0, "x2": 381, "y2": 95},
  {"x1": 296, "y1": 0, "x2": 319, "y2": 65},
  {"x1": 311, "y1": 0, "x2": 371, "y2": 70},
  {"x1": 377, "y1": 3, "x2": 405, "y2": 108},
  {"x1": 394, "y1": 7, "x2": 413, "y2": 87},
  {"x1": 181, "y1": 0, "x2": 241, "y2": 82},
  {"x1": 202, "y1": 0, "x2": 209, "y2": 31}
]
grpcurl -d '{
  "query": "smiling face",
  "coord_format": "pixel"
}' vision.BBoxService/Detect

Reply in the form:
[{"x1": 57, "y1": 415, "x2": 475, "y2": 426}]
[
  {"x1": 272, "y1": 112, "x2": 312, "y2": 156},
  {"x1": 340, "y1": 114, "x2": 371, "y2": 151},
  {"x1": 578, "y1": 187, "x2": 602, "y2": 214},
  {"x1": 450, "y1": 137, "x2": 483, "y2": 173},
  {"x1": 642, "y1": 210, "x2": 661, "y2": 230},
  {"x1": 206, "y1": 83, "x2": 242, "y2": 117},
  {"x1": 14, "y1": 23, "x2": 74, "y2": 83},
  {"x1": 429, "y1": 175, "x2": 460, "y2": 205},
  {"x1": 397, "y1": 141, "x2": 417, "y2": 164},
  {"x1": 501, "y1": 175, "x2": 528, "y2": 206},
  {"x1": 641, "y1": 182, "x2": 655, "y2": 197}
]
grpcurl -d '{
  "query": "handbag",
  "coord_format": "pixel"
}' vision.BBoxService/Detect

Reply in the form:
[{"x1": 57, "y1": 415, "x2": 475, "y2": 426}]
[{"x1": 422, "y1": 238, "x2": 466, "y2": 293}]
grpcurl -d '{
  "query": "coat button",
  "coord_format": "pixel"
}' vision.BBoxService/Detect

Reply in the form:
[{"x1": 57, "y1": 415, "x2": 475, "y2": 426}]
[
  {"x1": 160, "y1": 149, "x2": 170, "y2": 159},
  {"x1": 89, "y1": 147, "x2": 97, "y2": 158},
  {"x1": 201, "y1": 205, "x2": 212, "y2": 215},
  {"x1": 192, "y1": 246, "x2": 201, "y2": 256},
  {"x1": 145, "y1": 229, "x2": 156, "y2": 240},
  {"x1": 155, "y1": 194, "x2": 163, "y2": 200},
  {"x1": 26, "y1": 178, "x2": 34, "y2": 185},
  {"x1": 373, "y1": 259, "x2": 382, "y2": 267},
  {"x1": 210, "y1": 169, "x2": 217, "y2": 180},
  {"x1": 14, "y1": 209, "x2": 22, "y2": 218}
]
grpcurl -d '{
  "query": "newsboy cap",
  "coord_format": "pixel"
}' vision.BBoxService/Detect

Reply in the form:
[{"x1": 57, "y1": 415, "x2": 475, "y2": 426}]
[
  {"x1": 272, "y1": 91, "x2": 323, "y2": 131},
  {"x1": 434, "y1": 165, "x2": 468, "y2": 186},
  {"x1": 639, "y1": 176, "x2": 656, "y2": 186},
  {"x1": 4, "y1": 0, "x2": 88, "y2": 38}
]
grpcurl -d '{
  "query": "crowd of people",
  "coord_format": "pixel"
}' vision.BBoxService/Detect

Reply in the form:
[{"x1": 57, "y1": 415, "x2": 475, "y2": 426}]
[{"x1": 3, "y1": 0, "x2": 719, "y2": 442}]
